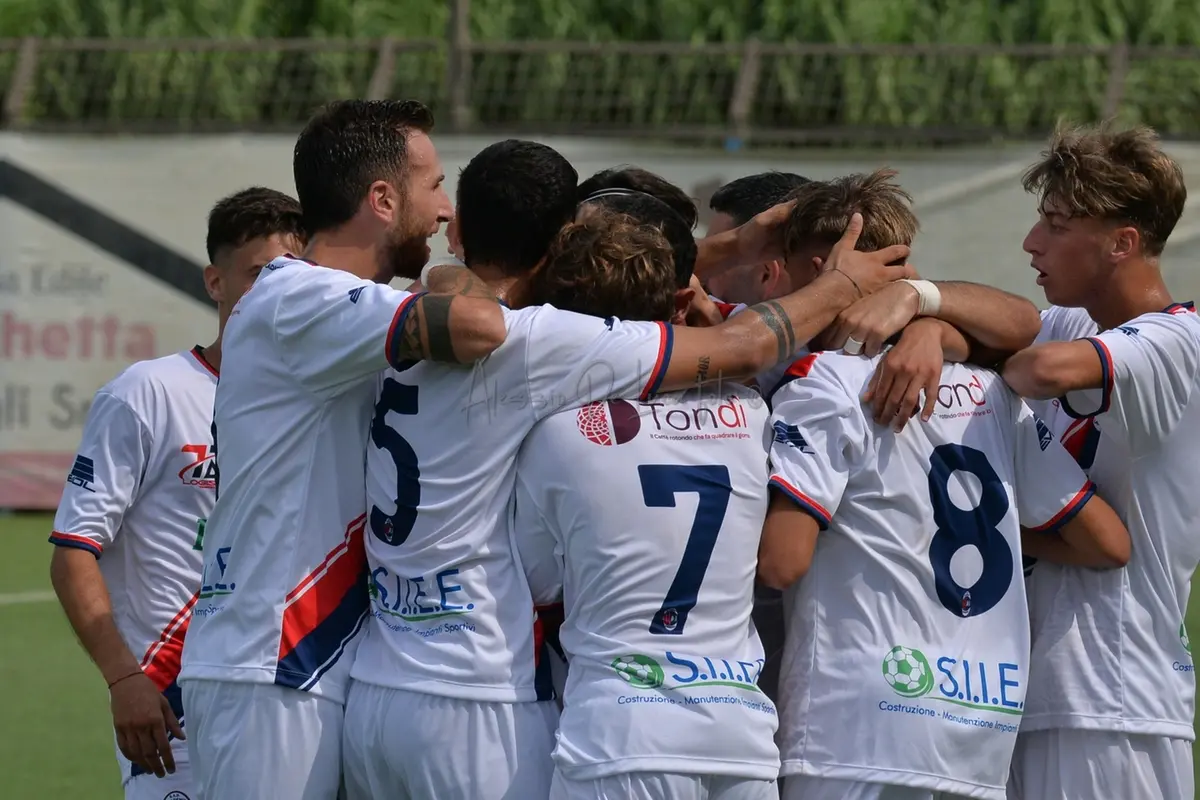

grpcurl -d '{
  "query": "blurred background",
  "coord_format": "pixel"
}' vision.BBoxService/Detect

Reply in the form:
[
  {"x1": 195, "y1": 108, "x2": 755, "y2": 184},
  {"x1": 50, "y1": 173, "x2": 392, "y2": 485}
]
[{"x1": 2, "y1": 1, "x2": 1200, "y2": 795}]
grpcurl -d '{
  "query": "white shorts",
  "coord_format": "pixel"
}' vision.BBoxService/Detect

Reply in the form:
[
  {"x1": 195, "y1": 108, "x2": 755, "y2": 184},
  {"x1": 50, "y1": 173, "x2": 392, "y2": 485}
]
[
  {"x1": 182, "y1": 679, "x2": 344, "y2": 800},
  {"x1": 117, "y1": 738, "x2": 194, "y2": 800},
  {"x1": 782, "y1": 776, "x2": 971, "y2": 800},
  {"x1": 552, "y1": 769, "x2": 777, "y2": 800},
  {"x1": 342, "y1": 680, "x2": 557, "y2": 800},
  {"x1": 1008, "y1": 729, "x2": 1194, "y2": 800},
  {"x1": 125, "y1": 767, "x2": 194, "y2": 800}
]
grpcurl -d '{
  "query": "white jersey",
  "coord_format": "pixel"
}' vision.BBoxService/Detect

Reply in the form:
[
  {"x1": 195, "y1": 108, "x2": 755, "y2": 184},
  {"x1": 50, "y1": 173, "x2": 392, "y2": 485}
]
[
  {"x1": 180, "y1": 256, "x2": 420, "y2": 704},
  {"x1": 769, "y1": 351, "x2": 1096, "y2": 800},
  {"x1": 351, "y1": 306, "x2": 672, "y2": 702},
  {"x1": 1023, "y1": 302, "x2": 1200, "y2": 740},
  {"x1": 511, "y1": 385, "x2": 779, "y2": 782},
  {"x1": 50, "y1": 347, "x2": 218, "y2": 780}
]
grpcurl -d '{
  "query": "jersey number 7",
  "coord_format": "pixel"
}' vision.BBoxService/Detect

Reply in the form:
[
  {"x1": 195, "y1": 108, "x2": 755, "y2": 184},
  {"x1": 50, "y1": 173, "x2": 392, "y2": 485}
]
[{"x1": 639, "y1": 464, "x2": 732, "y2": 636}]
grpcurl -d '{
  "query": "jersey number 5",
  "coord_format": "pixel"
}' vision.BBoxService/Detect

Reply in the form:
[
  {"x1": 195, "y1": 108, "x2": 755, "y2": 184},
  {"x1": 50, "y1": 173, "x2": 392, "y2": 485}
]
[
  {"x1": 927, "y1": 443, "x2": 1014, "y2": 618},
  {"x1": 639, "y1": 464, "x2": 732, "y2": 636},
  {"x1": 370, "y1": 378, "x2": 420, "y2": 547}
]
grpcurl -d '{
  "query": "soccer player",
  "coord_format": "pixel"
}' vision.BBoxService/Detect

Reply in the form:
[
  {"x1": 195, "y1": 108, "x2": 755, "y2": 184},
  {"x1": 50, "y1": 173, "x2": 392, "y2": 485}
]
[
  {"x1": 342, "y1": 139, "x2": 909, "y2": 800},
  {"x1": 178, "y1": 101, "x2": 509, "y2": 800},
  {"x1": 759, "y1": 183, "x2": 1132, "y2": 800},
  {"x1": 512, "y1": 209, "x2": 780, "y2": 800},
  {"x1": 1002, "y1": 124, "x2": 1200, "y2": 800},
  {"x1": 577, "y1": 165, "x2": 700, "y2": 230},
  {"x1": 48, "y1": 187, "x2": 306, "y2": 800},
  {"x1": 703, "y1": 172, "x2": 810, "y2": 306}
]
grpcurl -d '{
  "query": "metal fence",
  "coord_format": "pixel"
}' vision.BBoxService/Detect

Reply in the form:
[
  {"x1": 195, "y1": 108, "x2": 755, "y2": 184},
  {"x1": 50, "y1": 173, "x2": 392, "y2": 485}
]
[{"x1": 1, "y1": 36, "x2": 1198, "y2": 144}]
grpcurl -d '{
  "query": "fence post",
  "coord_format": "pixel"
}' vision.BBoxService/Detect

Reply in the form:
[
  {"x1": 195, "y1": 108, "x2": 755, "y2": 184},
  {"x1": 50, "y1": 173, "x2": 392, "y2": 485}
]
[
  {"x1": 1102, "y1": 42, "x2": 1130, "y2": 122},
  {"x1": 446, "y1": 0, "x2": 472, "y2": 132},
  {"x1": 4, "y1": 38, "x2": 40, "y2": 129},
  {"x1": 366, "y1": 37, "x2": 398, "y2": 101},
  {"x1": 727, "y1": 38, "x2": 762, "y2": 148}
]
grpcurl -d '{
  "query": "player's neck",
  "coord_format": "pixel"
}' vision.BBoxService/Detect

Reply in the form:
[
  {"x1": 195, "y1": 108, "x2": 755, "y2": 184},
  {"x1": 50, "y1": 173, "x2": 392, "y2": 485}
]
[
  {"x1": 466, "y1": 262, "x2": 521, "y2": 303},
  {"x1": 304, "y1": 233, "x2": 382, "y2": 282},
  {"x1": 1084, "y1": 258, "x2": 1173, "y2": 331}
]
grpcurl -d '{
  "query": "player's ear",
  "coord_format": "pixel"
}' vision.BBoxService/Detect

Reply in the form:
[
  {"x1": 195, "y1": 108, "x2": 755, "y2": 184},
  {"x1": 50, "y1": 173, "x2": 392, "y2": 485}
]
[
  {"x1": 367, "y1": 179, "x2": 398, "y2": 223},
  {"x1": 203, "y1": 264, "x2": 223, "y2": 304},
  {"x1": 1111, "y1": 225, "x2": 1138, "y2": 261},
  {"x1": 674, "y1": 286, "x2": 696, "y2": 324},
  {"x1": 812, "y1": 255, "x2": 826, "y2": 273}
]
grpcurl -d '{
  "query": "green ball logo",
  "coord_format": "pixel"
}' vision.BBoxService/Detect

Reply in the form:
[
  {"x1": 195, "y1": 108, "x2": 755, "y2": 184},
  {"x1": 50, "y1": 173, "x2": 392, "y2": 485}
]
[
  {"x1": 1182, "y1": 623, "x2": 1191, "y2": 655},
  {"x1": 611, "y1": 654, "x2": 665, "y2": 689},
  {"x1": 881, "y1": 645, "x2": 935, "y2": 698}
]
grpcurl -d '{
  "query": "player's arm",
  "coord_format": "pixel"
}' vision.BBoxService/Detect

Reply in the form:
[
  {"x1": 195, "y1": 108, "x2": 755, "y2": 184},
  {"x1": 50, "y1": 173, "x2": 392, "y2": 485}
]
[
  {"x1": 665, "y1": 214, "x2": 910, "y2": 387},
  {"x1": 1021, "y1": 493, "x2": 1131, "y2": 569},
  {"x1": 1006, "y1": 313, "x2": 1199, "y2": 447},
  {"x1": 48, "y1": 391, "x2": 183, "y2": 778},
  {"x1": 275, "y1": 263, "x2": 506, "y2": 397},
  {"x1": 758, "y1": 358, "x2": 863, "y2": 590},
  {"x1": 1011, "y1": 400, "x2": 1131, "y2": 569},
  {"x1": 825, "y1": 280, "x2": 1041, "y2": 359}
]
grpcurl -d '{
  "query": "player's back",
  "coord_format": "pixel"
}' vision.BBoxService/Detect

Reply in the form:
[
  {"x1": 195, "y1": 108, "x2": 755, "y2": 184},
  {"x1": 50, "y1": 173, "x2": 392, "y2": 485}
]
[
  {"x1": 1024, "y1": 303, "x2": 1200, "y2": 738},
  {"x1": 512, "y1": 384, "x2": 780, "y2": 782},
  {"x1": 768, "y1": 352, "x2": 1094, "y2": 799},
  {"x1": 351, "y1": 303, "x2": 671, "y2": 701},
  {"x1": 182, "y1": 256, "x2": 421, "y2": 702}
]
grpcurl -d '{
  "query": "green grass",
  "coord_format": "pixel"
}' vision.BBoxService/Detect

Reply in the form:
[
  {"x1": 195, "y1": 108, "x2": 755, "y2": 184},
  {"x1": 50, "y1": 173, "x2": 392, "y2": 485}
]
[{"x1": 2, "y1": 509, "x2": 1198, "y2": 796}]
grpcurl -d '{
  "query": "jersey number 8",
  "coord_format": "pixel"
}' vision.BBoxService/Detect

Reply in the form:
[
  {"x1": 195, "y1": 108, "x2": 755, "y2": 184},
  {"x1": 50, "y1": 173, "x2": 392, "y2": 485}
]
[{"x1": 926, "y1": 443, "x2": 1014, "y2": 619}]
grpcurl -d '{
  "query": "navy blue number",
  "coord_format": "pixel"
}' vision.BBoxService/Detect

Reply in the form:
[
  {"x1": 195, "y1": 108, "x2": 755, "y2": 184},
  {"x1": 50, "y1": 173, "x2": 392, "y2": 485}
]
[
  {"x1": 927, "y1": 443, "x2": 1013, "y2": 618},
  {"x1": 369, "y1": 378, "x2": 420, "y2": 547},
  {"x1": 210, "y1": 419, "x2": 220, "y2": 499},
  {"x1": 639, "y1": 464, "x2": 732, "y2": 636}
]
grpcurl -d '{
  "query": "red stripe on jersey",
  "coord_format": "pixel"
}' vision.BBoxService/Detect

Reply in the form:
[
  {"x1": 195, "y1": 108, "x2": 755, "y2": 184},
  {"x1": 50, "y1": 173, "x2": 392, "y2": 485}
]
[
  {"x1": 277, "y1": 514, "x2": 368, "y2": 662},
  {"x1": 714, "y1": 302, "x2": 738, "y2": 320},
  {"x1": 140, "y1": 592, "x2": 199, "y2": 691},
  {"x1": 49, "y1": 530, "x2": 103, "y2": 557},
  {"x1": 783, "y1": 352, "x2": 820, "y2": 381},
  {"x1": 189, "y1": 346, "x2": 219, "y2": 378},
  {"x1": 1028, "y1": 482, "x2": 1096, "y2": 533},
  {"x1": 768, "y1": 475, "x2": 833, "y2": 526}
]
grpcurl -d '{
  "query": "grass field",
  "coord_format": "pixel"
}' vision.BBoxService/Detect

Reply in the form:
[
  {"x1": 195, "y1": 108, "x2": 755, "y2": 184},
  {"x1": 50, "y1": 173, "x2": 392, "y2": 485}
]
[{"x1": 3, "y1": 510, "x2": 1199, "y2": 797}]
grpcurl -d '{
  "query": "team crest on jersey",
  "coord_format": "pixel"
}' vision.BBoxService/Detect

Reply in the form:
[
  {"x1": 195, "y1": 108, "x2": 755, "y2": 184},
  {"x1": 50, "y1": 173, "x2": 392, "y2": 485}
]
[
  {"x1": 577, "y1": 399, "x2": 641, "y2": 446},
  {"x1": 178, "y1": 444, "x2": 218, "y2": 489},
  {"x1": 163, "y1": 792, "x2": 191, "y2": 800}
]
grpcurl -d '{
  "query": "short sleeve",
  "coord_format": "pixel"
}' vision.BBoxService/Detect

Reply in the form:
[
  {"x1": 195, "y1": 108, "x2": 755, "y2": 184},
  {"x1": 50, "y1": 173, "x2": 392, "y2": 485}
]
[
  {"x1": 1060, "y1": 311, "x2": 1200, "y2": 450},
  {"x1": 766, "y1": 355, "x2": 865, "y2": 530},
  {"x1": 524, "y1": 308, "x2": 672, "y2": 421},
  {"x1": 1012, "y1": 400, "x2": 1095, "y2": 533},
  {"x1": 50, "y1": 391, "x2": 152, "y2": 557},
  {"x1": 511, "y1": 467, "x2": 563, "y2": 606},
  {"x1": 271, "y1": 264, "x2": 421, "y2": 398}
]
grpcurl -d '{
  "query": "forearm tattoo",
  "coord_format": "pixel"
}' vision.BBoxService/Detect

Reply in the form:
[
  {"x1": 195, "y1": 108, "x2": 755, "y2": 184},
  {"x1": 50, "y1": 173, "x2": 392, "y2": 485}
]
[{"x1": 745, "y1": 300, "x2": 797, "y2": 364}]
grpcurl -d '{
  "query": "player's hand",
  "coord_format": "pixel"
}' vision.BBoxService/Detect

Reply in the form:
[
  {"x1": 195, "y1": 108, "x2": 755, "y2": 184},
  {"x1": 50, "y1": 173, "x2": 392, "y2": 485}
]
[
  {"x1": 733, "y1": 198, "x2": 796, "y2": 265},
  {"x1": 684, "y1": 275, "x2": 725, "y2": 327},
  {"x1": 864, "y1": 318, "x2": 945, "y2": 431},
  {"x1": 823, "y1": 281, "x2": 920, "y2": 357},
  {"x1": 110, "y1": 672, "x2": 184, "y2": 778},
  {"x1": 819, "y1": 213, "x2": 912, "y2": 298}
]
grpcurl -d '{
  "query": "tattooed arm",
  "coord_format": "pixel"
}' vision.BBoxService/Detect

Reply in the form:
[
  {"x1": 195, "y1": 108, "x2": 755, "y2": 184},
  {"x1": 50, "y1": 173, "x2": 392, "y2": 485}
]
[{"x1": 393, "y1": 292, "x2": 507, "y2": 364}]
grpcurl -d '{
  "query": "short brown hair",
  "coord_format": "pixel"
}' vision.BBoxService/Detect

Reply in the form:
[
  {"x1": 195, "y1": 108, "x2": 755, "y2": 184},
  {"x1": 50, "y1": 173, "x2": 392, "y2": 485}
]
[
  {"x1": 526, "y1": 210, "x2": 677, "y2": 323},
  {"x1": 783, "y1": 169, "x2": 918, "y2": 258},
  {"x1": 1022, "y1": 123, "x2": 1186, "y2": 256}
]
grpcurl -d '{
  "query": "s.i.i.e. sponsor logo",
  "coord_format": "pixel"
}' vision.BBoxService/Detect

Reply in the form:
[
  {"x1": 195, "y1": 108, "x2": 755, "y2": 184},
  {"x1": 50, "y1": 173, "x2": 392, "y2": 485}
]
[
  {"x1": 368, "y1": 566, "x2": 477, "y2": 636},
  {"x1": 611, "y1": 651, "x2": 764, "y2": 691},
  {"x1": 1175, "y1": 622, "x2": 1194, "y2": 672},
  {"x1": 876, "y1": 645, "x2": 1022, "y2": 732}
]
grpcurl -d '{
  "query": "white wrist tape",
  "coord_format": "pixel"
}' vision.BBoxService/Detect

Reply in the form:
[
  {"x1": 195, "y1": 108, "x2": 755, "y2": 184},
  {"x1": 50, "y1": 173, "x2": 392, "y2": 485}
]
[{"x1": 901, "y1": 279, "x2": 942, "y2": 317}]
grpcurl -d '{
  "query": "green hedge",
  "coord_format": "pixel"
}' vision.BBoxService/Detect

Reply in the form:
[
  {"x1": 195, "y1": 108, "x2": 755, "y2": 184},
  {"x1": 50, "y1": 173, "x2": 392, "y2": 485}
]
[{"x1": 6, "y1": 0, "x2": 1200, "y2": 138}]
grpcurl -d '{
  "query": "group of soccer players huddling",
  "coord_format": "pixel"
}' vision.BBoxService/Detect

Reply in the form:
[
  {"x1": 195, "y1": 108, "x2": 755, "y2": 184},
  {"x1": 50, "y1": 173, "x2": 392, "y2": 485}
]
[{"x1": 47, "y1": 98, "x2": 1200, "y2": 800}]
